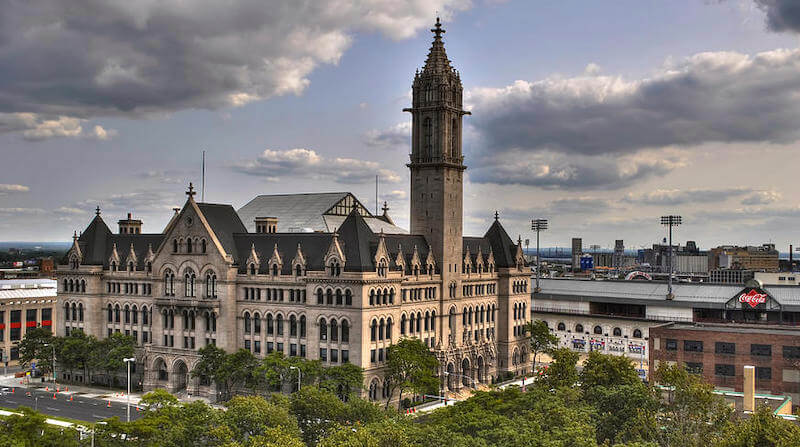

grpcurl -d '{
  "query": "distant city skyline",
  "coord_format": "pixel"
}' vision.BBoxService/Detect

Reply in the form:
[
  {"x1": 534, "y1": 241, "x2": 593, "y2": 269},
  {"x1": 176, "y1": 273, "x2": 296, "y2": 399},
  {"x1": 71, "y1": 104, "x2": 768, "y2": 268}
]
[{"x1": 3, "y1": 1, "x2": 800, "y2": 250}]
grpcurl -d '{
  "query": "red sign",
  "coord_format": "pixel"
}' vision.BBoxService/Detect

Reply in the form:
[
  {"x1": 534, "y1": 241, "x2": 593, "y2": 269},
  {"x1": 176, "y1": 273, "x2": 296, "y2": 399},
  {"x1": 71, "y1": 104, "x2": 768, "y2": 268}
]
[
  {"x1": 41, "y1": 320, "x2": 51, "y2": 327},
  {"x1": 25, "y1": 321, "x2": 37, "y2": 328},
  {"x1": 738, "y1": 289, "x2": 768, "y2": 308},
  {"x1": 10, "y1": 322, "x2": 21, "y2": 329}
]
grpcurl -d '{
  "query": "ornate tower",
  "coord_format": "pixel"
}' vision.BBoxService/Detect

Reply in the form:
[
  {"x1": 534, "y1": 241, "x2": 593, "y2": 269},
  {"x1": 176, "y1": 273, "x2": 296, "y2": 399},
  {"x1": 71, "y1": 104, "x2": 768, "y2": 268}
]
[{"x1": 405, "y1": 18, "x2": 470, "y2": 299}]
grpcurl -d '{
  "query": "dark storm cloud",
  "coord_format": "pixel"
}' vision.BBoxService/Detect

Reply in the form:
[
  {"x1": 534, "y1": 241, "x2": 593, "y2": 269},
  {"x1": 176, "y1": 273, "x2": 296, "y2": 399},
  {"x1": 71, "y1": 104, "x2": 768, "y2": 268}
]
[
  {"x1": 0, "y1": 0, "x2": 467, "y2": 136},
  {"x1": 468, "y1": 49, "x2": 800, "y2": 157},
  {"x1": 756, "y1": 0, "x2": 800, "y2": 33}
]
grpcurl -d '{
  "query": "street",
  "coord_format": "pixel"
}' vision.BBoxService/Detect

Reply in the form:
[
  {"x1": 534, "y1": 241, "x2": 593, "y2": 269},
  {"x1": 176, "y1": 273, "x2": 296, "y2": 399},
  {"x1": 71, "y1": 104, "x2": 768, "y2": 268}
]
[{"x1": 0, "y1": 387, "x2": 142, "y2": 423}]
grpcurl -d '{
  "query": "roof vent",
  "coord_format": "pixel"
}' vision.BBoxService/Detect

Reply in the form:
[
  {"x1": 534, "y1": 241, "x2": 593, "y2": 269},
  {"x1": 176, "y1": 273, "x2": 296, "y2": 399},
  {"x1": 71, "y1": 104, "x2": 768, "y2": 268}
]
[{"x1": 255, "y1": 217, "x2": 278, "y2": 234}]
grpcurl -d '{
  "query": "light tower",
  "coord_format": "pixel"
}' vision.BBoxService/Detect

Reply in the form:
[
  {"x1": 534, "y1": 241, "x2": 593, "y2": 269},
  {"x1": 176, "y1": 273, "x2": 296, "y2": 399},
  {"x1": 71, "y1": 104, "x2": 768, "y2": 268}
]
[
  {"x1": 660, "y1": 215, "x2": 682, "y2": 299},
  {"x1": 531, "y1": 218, "x2": 548, "y2": 293}
]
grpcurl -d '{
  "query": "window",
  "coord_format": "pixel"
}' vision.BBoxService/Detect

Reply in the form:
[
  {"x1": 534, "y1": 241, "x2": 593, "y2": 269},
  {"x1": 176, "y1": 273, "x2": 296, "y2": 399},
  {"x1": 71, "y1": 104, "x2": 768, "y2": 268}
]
[
  {"x1": 685, "y1": 362, "x2": 703, "y2": 374},
  {"x1": 331, "y1": 349, "x2": 338, "y2": 363},
  {"x1": 341, "y1": 320, "x2": 349, "y2": 342},
  {"x1": 370, "y1": 320, "x2": 377, "y2": 342},
  {"x1": 715, "y1": 364, "x2": 735, "y2": 376},
  {"x1": 751, "y1": 344, "x2": 772, "y2": 357},
  {"x1": 612, "y1": 327, "x2": 622, "y2": 337},
  {"x1": 715, "y1": 342, "x2": 736, "y2": 355},
  {"x1": 783, "y1": 346, "x2": 800, "y2": 359},
  {"x1": 276, "y1": 314, "x2": 283, "y2": 335},
  {"x1": 666, "y1": 339, "x2": 678, "y2": 351},
  {"x1": 342, "y1": 349, "x2": 349, "y2": 363},
  {"x1": 632, "y1": 329, "x2": 642, "y2": 338},
  {"x1": 330, "y1": 320, "x2": 338, "y2": 342},
  {"x1": 575, "y1": 324, "x2": 584, "y2": 333},
  {"x1": 684, "y1": 340, "x2": 703, "y2": 352},
  {"x1": 290, "y1": 315, "x2": 297, "y2": 337},
  {"x1": 320, "y1": 318, "x2": 327, "y2": 341},
  {"x1": 593, "y1": 325, "x2": 603, "y2": 335},
  {"x1": 756, "y1": 367, "x2": 772, "y2": 380},
  {"x1": 320, "y1": 348, "x2": 327, "y2": 362},
  {"x1": 300, "y1": 316, "x2": 306, "y2": 338}
]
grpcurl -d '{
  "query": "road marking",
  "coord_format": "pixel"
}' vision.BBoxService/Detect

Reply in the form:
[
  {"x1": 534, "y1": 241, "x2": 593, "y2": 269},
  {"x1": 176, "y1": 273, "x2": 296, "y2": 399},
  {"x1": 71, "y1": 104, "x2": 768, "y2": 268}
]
[
  {"x1": 45, "y1": 407, "x2": 60, "y2": 412},
  {"x1": 92, "y1": 414, "x2": 106, "y2": 419}
]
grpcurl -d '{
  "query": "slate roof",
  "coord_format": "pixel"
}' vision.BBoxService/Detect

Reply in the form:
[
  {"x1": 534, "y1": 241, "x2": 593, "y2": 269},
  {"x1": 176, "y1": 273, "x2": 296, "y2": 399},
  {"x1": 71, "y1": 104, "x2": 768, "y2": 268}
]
[
  {"x1": 73, "y1": 214, "x2": 164, "y2": 269},
  {"x1": 197, "y1": 203, "x2": 247, "y2": 259},
  {"x1": 481, "y1": 220, "x2": 519, "y2": 268}
]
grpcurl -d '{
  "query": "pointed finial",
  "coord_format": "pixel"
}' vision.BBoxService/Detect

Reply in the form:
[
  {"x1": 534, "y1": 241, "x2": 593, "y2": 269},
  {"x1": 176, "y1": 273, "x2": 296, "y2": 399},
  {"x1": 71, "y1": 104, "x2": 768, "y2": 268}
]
[
  {"x1": 382, "y1": 201, "x2": 389, "y2": 215},
  {"x1": 73, "y1": 230, "x2": 78, "y2": 241},
  {"x1": 186, "y1": 182, "x2": 196, "y2": 197},
  {"x1": 95, "y1": 206, "x2": 101, "y2": 216},
  {"x1": 431, "y1": 17, "x2": 445, "y2": 39},
  {"x1": 494, "y1": 210, "x2": 499, "y2": 221}
]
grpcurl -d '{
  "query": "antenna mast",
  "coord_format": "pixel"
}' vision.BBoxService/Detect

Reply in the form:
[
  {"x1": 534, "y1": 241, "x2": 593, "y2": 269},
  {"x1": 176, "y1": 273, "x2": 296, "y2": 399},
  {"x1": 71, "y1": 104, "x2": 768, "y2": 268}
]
[
  {"x1": 375, "y1": 175, "x2": 378, "y2": 215},
  {"x1": 201, "y1": 150, "x2": 206, "y2": 202}
]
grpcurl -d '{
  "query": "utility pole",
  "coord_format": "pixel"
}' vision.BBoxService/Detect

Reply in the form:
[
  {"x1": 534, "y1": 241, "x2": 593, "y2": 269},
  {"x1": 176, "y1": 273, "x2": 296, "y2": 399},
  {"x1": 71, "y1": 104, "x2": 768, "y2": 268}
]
[
  {"x1": 660, "y1": 215, "x2": 682, "y2": 300},
  {"x1": 531, "y1": 219, "x2": 548, "y2": 293}
]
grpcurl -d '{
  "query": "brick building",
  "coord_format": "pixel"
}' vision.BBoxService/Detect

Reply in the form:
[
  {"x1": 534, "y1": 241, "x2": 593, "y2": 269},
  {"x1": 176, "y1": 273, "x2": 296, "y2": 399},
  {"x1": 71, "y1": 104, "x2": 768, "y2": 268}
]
[
  {"x1": 650, "y1": 323, "x2": 800, "y2": 401},
  {"x1": 0, "y1": 279, "x2": 58, "y2": 367}
]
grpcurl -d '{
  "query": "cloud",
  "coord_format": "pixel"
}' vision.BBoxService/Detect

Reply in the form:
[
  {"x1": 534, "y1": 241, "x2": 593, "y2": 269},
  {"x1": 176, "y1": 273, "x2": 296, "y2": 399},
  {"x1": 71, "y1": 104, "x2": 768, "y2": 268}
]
[
  {"x1": 139, "y1": 170, "x2": 189, "y2": 185},
  {"x1": 468, "y1": 149, "x2": 687, "y2": 189},
  {"x1": 0, "y1": 1, "x2": 469, "y2": 140},
  {"x1": 363, "y1": 122, "x2": 411, "y2": 149},
  {"x1": 755, "y1": 0, "x2": 800, "y2": 33},
  {"x1": 0, "y1": 184, "x2": 30, "y2": 195},
  {"x1": 0, "y1": 208, "x2": 46, "y2": 215},
  {"x1": 741, "y1": 190, "x2": 782, "y2": 205},
  {"x1": 0, "y1": 113, "x2": 116, "y2": 141},
  {"x1": 468, "y1": 49, "x2": 800, "y2": 158},
  {"x1": 623, "y1": 188, "x2": 756, "y2": 206},
  {"x1": 232, "y1": 148, "x2": 402, "y2": 184}
]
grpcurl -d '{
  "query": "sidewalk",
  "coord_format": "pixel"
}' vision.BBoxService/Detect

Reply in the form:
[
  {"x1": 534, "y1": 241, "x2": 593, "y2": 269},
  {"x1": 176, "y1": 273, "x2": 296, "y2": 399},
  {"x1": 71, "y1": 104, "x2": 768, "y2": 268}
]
[{"x1": 0, "y1": 374, "x2": 142, "y2": 406}]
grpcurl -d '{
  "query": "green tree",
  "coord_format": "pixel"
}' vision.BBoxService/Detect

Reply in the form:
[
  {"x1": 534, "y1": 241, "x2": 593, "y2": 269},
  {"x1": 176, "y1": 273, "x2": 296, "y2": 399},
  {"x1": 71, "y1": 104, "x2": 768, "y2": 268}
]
[
  {"x1": 384, "y1": 337, "x2": 438, "y2": 410},
  {"x1": 193, "y1": 346, "x2": 259, "y2": 400},
  {"x1": 320, "y1": 362, "x2": 364, "y2": 399},
  {"x1": 0, "y1": 407, "x2": 80, "y2": 447},
  {"x1": 524, "y1": 320, "x2": 559, "y2": 373},
  {"x1": 223, "y1": 395, "x2": 301, "y2": 441},
  {"x1": 290, "y1": 386, "x2": 347, "y2": 446},
  {"x1": 17, "y1": 327, "x2": 55, "y2": 378},
  {"x1": 538, "y1": 347, "x2": 579, "y2": 389},
  {"x1": 88, "y1": 332, "x2": 134, "y2": 386},
  {"x1": 58, "y1": 329, "x2": 95, "y2": 384},
  {"x1": 654, "y1": 363, "x2": 733, "y2": 447},
  {"x1": 580, "y1": 351, "x2": 641, "y2": 390},
  {"x1": 714, "y1": 405, "x2": 800, "y2": 447}
]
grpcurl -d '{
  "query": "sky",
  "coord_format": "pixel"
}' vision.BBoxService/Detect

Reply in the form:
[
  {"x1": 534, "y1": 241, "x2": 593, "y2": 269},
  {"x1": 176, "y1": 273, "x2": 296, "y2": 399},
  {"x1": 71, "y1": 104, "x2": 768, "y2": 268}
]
[{"x1": 3, "y1": 0, "x2": 800, "y2": 252}]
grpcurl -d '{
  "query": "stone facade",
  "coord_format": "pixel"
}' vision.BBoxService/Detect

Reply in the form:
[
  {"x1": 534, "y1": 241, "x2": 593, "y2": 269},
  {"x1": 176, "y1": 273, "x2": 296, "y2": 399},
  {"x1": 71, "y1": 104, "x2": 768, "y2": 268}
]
[{"x1": 55, "y1": 19, "x2": 531, "y2": 402}]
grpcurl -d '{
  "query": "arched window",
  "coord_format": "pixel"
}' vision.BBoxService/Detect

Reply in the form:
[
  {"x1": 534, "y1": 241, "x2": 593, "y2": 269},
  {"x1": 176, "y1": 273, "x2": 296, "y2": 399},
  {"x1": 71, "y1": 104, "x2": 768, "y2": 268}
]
[
  {"x1": 114, "y1": 304, "x2": 120, "y2": 323},
  {"x1": 173, "y1": 239, "x2": 178, "y2": 253},
  {"x1": 345, "y1": 289, "x2": 352, "y2": 306},
  {"x1": 300, "y1": 316, "x2": 306, "y2": 338},
  {"x1": 124, "y1": 305, "x2": 130, "y2": 324},
  {"x1": 205, "y1": 312, "x2": 211, "y2": 331},
  {"x1": 613, "y1": 327, "x2": 622, "y2": 337},
  {"x1": 184, "y1": 269, "x2": 196, "y2": 297},
  {"x1": 370, "y1": 320, "x2": 377, "y2": 342},
  {"x1": 386, "y1": 318, "x2": 392, "y2": 340},
  {"x1": 128, "y1": 261, "x2": 134, "y2": 272},
  {"x1": 187, "y1": 239, "x2": 193, "y2": 253},
  {"x1": 320, "y1": 318, "x2": 327, "y2": 341},
  {"x1": 416, "y1": 313, "x2": 422, "y2": 333},
  {"x1": 633, "y1": 329, "x2": 642, "y2": 339},
  {"x1": 253, "y1": 313, "x2": 261, "y2": 334},
  {"x1": 296, "y1": 264, "x2": 303, "y2": 276},
  {"x1": 201, "y1": 239, "x2": 207, "y2": 253},
  {"x1": 290, "y1": 315, "x2": 297, "y2": 337},
  {"x1": 276, "y1": 314, "x2": 284, "y2": 335},
  {"x1": 389, "y1": 288, "x2": 395, "y2": 304},
  {"x1": 431, "y1": 311, "x2": 436, "y2": 332},
  {"x1": 141, "y1": 306, "x2": 148, "y2": 325},
  {"x1": 331, "y1": 319, "x2": 338, "y2": 342},
  {"x1": 575, "y1": 324, "x2": 584, "y2": 333},
  {"x1": 316, "y1": 288, "x2": 324, "y2": 305},
  {"x1": 164, "y1": 269, "x2": 174, "y2": 296},
  {"x1": 249, "y1": 264, "x2": 256, "y2": 275},
  {"x1": 369, "y1": 379, "x2": 378, "y2": 401},
  {"x1": 244, "y1": 312, "x2": 251, "y2": 334},
  {"x1": 80, "y1": 280, "x2": 86, "y2": 293},
  {"x1": 336, "y1": 289, "x2": 343, "y2": 306},
  {"x1": 378, "y1": 318, "x2": 385, "y2": 340},
  {"x1": 326, "y1": 289, "x2": 333, "y2": 305},
  {"x1": 107, "y1": 304, "x2": 113, "y2": 322},
  {"x1": 401, "y1": 314, "x2": 407, "y2": 334},
  {"x1": 341, "y1": 320, "x2": 349, "y2": 342},
  {"x1": 593, "y1": 325, "x2": 603, "y2": 335},
  {"x1": 423, "y1": 117, "x2": 433, "y2": 153},
  {"x1": 65, "y1": 303, "x2": 71, "y2": 321},
  {"x1": 266, "y1": 314, "x2": 274, "y2": 335},
  {"x1": 272, "y1": 264, "x2": 278, "y2": 276},
  {"x1": 557, "y1": 322, "x2": 566, "y2": 331},
  {"x1": 449, "y1": 307, "x2": 456, "y2": 331},
  {"x1": 369, "y1": 290, "x2": 375, "y2": 306},
  {"x1": 425, "y1": 312, "x2": 430, "y2": 331}
]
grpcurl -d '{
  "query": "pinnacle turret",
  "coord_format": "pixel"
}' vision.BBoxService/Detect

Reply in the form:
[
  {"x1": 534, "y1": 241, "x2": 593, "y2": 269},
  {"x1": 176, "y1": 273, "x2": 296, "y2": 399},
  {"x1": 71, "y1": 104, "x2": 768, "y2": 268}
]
[{"x1": 421, "y1": 17, "x2": 455, "y2": 75}]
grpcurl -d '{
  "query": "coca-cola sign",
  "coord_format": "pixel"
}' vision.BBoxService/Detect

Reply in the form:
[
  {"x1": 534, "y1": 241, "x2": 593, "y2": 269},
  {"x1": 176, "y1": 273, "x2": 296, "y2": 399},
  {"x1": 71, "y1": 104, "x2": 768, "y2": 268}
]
[{"x1": 738, "y1": 289, "x2": 768, "y2": 308}]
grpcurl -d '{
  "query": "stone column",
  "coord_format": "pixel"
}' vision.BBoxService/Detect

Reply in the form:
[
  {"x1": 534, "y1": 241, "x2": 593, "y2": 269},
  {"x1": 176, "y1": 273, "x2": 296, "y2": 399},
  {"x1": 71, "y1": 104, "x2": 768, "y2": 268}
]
[{"x1": 743, "y1": 365, "x2": 755, "y2": 412}]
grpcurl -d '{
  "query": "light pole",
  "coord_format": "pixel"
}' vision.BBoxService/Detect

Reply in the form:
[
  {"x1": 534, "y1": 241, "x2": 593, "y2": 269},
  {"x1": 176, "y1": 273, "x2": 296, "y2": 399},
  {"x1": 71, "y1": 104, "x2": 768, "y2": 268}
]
[
  {"x1": 123, "y1": 357, "x2": 135, "y2": 422},
  {"x1": 531, "y1": 219, "x2": 548, "y2": 293},
  {"x1": 660, "y1": 215, "x2": 682, "y2": 300},
  {"x1": 43, "y1": 343, "x2": 56, "y2": 388},
  {"x1": 91, "y1": 421, "x2": 107, "y2": 447},
  {"x1": 289, "y1": 366, "x2": 301, "y2": 392}
]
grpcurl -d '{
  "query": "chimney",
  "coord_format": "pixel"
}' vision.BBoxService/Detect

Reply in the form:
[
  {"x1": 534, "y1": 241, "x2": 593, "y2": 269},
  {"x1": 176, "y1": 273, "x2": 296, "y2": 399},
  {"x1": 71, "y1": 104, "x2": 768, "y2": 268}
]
[
  {"x1": 118, "y1": 212, "x2": 143, "y2": 234},
  {"x1": 743, "y1": 365, "x2": 755, "y2": 413},
  {"x1": 790, "y1": 244, "x2": 793, "y2": 269},
  {"x1": 255, "y1": 217, "x2": 278, "y2": 234}
]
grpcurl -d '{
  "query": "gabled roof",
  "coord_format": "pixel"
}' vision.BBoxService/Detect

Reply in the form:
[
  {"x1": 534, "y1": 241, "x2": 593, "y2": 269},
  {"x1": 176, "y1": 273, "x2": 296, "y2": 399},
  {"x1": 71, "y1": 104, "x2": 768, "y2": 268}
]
[
  {"x1": 197, "y1": 203, "x2": 247, "y2": 260},
  {"x1": 77, "y1": 215, "x2": 113, "y2": 265},
  {"x1": 336, "y1": 210, "x2": 376, "y2": 272},
  {"x1": 481, "y1": 220, "x2": 518, "y2": 268}
]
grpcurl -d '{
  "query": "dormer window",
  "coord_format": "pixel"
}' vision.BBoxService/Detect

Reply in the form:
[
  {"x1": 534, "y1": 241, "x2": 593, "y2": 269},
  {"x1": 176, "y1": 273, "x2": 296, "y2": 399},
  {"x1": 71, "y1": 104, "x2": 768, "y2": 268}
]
[
  {"x1": 295, "y1": 264, "x2": 303, "y2": 277},
  {"x1": 128, "y1": 261, "x2": 135, "y2": 272},
  {"x1": 377, "y1": 259, "x2": 388, "y2": 277},
  {"x1": 201, "y1": 239, "x2": 207, "y2": 253},
  {"x1": 146, "y1": 262, "x2": 152, "y2": 273},
  {"x1": 111, "y1": 261, "x2": 117, "y2": 272},
  {"x1": 329, "y1": 261, "x2": 341, "y2": 277},
  {"x1": 272, "y1": 264, "x2": 279, "y2": 276},
  {"x1": 249, "y1": 264, "x2": 256, "y2": 275}
]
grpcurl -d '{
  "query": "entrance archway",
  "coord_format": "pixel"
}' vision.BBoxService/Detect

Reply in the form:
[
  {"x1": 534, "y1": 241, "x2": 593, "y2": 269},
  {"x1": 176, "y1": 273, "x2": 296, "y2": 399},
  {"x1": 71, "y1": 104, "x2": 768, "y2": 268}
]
[
  {"x1": 461, "y1": 358, "x2": 471, "y2": 387},
  {"x1": 154, "y1": 358, "x2": 168, "y2": 382},
  {"x1": 477, "y1": 357, "x2": 485, "y2": 383},
  {"x1": 173, "y1": 360, "x2": 188, "y2": 392}
]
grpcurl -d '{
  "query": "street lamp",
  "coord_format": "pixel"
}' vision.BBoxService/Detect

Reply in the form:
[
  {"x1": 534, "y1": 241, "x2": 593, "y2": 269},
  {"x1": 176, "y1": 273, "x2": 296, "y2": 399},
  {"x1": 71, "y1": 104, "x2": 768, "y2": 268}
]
[
  {"x1": 660, "y1": 215, "x2": 682, "y2": 300},
  {"x1": 289, "y1": 366, "x2": 301, "y2": 392},
  {"x1": 123, "y1": 357, "x2": 136, "y2": 422},
  {"x1": 531, "y1": 219, "x2": 548, "y2": 293},
  {"x1": 91, "y1": 421, "x2": 107, "y2": 447}
]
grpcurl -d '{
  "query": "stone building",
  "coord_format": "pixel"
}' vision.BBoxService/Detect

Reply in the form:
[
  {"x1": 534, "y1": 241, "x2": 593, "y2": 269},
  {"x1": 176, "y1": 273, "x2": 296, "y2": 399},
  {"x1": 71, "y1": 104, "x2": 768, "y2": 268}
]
[{"x1": 55, "y1": 19, "x2": 531, "y2": 402}]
